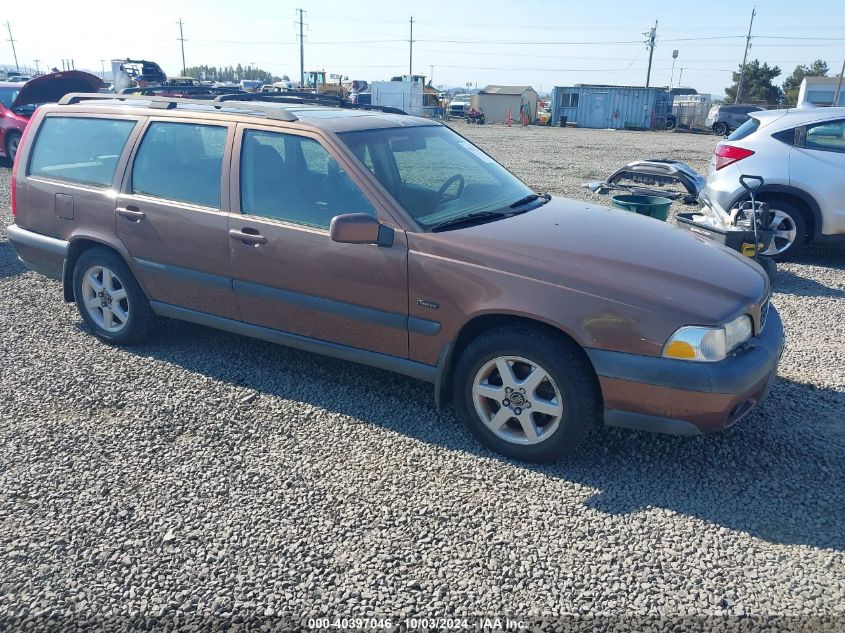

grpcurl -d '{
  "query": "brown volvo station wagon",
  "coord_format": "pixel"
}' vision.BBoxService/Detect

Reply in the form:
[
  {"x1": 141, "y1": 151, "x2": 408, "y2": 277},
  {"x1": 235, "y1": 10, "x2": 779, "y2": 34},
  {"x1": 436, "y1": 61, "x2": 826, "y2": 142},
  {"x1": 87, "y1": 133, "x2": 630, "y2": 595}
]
[{"x1": 7, "y1": 93, "x2": 784, "y2": 462}]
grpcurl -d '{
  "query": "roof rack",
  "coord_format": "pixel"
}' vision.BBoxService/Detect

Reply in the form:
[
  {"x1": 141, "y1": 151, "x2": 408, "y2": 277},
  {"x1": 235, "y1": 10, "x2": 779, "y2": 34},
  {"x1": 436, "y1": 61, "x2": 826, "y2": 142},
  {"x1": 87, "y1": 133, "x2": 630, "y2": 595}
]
[
  {"x1": 119, "y1": 85, "x2": 246, "y2": 97},
  {"x1": 214, "y1": 91, "x2": 408, "y2": 116},
  {"x1": 58, "y1": 92, "x2": 298, "y2": 122}
]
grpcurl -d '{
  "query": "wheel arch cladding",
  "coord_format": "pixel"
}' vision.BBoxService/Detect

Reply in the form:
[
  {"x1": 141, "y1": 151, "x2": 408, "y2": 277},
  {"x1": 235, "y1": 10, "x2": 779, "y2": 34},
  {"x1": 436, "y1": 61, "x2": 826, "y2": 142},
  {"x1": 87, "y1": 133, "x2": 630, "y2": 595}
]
[
  {"x1": 64, "y1": 239, "x2": 129, "y2": 302},
  {"x1": 435, "y1": 313, "x2": 599, "y2": 409}
]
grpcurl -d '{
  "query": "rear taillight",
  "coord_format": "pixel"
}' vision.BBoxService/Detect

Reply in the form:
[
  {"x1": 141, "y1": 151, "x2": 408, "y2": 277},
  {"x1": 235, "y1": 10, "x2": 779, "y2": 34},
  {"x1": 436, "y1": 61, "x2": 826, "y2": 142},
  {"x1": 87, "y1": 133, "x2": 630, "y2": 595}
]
[
  {"x1": 10, "y1": 117, "x2": 35, "y2": 218},
  {"x1": 714, "y1": 144, "x2": 754, "y2": 171}
]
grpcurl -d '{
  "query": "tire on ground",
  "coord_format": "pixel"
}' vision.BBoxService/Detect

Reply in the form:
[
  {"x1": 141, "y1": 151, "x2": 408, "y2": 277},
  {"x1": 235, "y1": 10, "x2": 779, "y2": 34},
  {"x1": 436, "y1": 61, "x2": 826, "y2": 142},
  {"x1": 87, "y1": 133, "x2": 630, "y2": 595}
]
[
  {"x1": 72, "y1": 247, "x2": 154, "y2": 345},
  {"x1": 761, "y1": 198, "x2": 808, "y2": 262},
  {"x1": 452, "y1": 324, "x2": 601, "y2": 462}
]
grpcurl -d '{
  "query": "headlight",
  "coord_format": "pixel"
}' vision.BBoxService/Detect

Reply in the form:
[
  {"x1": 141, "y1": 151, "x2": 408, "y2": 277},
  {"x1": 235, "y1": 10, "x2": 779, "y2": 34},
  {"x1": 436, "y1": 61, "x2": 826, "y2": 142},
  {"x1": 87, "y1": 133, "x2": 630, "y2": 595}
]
[{"x1": 662, "y1": 315, "x2": 753, "y2": 362}]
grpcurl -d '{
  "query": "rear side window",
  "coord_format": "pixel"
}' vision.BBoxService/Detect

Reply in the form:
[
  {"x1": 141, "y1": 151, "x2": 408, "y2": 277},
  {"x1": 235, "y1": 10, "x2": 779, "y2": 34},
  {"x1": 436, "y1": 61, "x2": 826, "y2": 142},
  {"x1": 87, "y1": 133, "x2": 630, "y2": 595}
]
[
  {"x1": 28, "y1": 117, "x2": 136, "y2": 187},
  {"x1": 804, "y1": 119, "x2": 845, "y2": 153},
  {"x1": 727, "y1": 117, "x2": 760, "y2": 141},
  {"x1": 132, "y1": 122, "x2": 227, "y2": 208}
]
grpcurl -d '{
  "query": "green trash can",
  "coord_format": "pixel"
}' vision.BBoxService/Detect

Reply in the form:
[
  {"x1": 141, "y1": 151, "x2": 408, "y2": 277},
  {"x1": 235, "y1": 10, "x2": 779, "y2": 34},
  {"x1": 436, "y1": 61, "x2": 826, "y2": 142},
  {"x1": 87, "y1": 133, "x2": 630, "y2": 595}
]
[{"x1": 611, "y1": 194, "x2": 672, "y2": 221}]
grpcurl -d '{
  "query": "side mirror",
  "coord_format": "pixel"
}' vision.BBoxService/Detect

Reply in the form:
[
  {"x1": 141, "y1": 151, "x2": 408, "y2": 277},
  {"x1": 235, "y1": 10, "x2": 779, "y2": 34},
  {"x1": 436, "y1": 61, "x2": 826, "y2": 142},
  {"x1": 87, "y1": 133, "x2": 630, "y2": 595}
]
[{"x1": 329, "y1": 213, "x2": 394, "y2": 247}]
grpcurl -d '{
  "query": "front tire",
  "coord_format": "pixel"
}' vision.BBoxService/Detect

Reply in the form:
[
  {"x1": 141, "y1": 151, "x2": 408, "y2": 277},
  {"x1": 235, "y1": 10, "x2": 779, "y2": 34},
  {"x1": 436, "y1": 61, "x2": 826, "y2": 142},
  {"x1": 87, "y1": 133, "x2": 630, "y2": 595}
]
[
  {"x1": 452, "y1": 326, "x2": 601, "y2": 462},
  {"x1": 5, "y1": 131, "x2": 21, "y2": 162},
  {"x1": 72, "y1": 248, "x2": 154, "y2": 345},
  {"x1": 713, "y1": 122, "x2": 728, "y2": 136}
]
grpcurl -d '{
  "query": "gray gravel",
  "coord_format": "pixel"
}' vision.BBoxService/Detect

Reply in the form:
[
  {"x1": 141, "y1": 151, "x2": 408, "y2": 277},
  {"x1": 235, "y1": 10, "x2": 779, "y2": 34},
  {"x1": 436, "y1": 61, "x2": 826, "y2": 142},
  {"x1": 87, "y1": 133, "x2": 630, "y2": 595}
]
[{"x1": 1, "y1": 125, "x2": 844, "y2": 631}]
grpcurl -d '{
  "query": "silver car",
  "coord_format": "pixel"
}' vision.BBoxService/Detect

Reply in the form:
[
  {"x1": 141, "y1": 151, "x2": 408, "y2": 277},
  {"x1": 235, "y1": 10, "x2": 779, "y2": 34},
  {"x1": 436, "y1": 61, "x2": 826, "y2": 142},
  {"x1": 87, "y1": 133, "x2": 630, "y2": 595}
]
[
  {"x1": 701, "y1": 106, "x2": 845, "y2": 260},
  {"x1": 705, "y1": 104, "x2": 765, "y2": 136}
]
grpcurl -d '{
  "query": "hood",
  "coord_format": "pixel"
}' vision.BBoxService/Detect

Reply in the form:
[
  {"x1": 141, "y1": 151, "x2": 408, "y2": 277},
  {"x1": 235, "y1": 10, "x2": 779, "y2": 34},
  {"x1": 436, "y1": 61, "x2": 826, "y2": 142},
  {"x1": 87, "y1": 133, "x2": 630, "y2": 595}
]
[
  {"x1": 11, "y1": 71, "x2": 103, "y2": 110},
  {"x1": 413, "y1": 197, "x2": 768, "y2": 327}
]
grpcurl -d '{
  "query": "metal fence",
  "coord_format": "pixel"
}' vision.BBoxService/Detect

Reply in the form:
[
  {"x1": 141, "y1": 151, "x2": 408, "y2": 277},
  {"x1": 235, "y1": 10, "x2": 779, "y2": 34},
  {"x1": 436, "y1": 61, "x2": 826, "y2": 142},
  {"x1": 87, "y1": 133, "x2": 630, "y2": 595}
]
[{"x1": 672, "y1": 101, "x2": 709, "y2": 129}]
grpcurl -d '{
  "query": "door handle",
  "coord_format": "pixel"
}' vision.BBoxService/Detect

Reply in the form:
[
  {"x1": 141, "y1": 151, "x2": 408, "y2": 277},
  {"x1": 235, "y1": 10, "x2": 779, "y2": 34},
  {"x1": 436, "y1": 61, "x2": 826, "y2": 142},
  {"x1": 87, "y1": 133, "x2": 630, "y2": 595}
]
[
  {"x1": 116, "y1": 207, "x2": 145, "y2": 222},
  {"x1": 229, "y1": 228, "x2": 267, "y2": 245}
]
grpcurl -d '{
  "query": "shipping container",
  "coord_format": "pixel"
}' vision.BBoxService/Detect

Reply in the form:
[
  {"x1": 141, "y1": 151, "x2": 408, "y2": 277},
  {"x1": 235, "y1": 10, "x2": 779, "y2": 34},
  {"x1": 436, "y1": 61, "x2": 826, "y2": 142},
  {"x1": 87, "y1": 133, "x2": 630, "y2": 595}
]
[{"x1": 550, "y1": 85, "x2": 672, "y2": 130}]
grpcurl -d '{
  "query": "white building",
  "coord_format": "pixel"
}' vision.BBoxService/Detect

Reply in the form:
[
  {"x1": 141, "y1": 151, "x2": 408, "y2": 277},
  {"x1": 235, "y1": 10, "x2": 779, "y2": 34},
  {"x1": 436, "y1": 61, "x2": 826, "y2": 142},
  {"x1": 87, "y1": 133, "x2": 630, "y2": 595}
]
[{"x1": 798, "y1": 76, "x2": 845, "y2": 106}]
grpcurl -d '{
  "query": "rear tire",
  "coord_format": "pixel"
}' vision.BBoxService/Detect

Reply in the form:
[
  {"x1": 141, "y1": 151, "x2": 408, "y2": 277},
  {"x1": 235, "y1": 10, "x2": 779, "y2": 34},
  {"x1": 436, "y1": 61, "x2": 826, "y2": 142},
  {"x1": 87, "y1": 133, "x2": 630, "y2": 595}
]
[
  {"x1": 760, "y1": 199, "x2": 807, "y2": 261},
  {"x1": 713, "y1": 122, "x2": 728, "y2": 136},
  {"x1": 5, "y1": 131, "x2": 21, "y2": 162},
  {"x1": 452, "y1": 325, "x2": 601, "y2": 462},
  {"x1": 72, "y1": 247, "x2": 154, "y2": 345}
]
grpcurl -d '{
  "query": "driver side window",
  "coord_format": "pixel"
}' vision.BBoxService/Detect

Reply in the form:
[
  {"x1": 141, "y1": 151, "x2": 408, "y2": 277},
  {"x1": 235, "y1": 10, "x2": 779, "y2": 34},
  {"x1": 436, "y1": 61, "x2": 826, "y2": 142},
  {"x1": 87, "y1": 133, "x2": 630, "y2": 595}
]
[{"x1": 239, "y1": 129, "x2": 376, "y2": 229}]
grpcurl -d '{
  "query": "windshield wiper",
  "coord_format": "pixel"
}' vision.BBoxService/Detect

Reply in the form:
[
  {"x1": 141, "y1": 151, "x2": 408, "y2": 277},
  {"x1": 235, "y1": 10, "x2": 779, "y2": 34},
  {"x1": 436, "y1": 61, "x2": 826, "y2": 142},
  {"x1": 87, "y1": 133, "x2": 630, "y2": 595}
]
[
  {"x1": 510, "y1": 192, "x2": 551, "y2": 208},
  {"x1": 429, "y1": 211, "x2": 509, "y2": 232}
]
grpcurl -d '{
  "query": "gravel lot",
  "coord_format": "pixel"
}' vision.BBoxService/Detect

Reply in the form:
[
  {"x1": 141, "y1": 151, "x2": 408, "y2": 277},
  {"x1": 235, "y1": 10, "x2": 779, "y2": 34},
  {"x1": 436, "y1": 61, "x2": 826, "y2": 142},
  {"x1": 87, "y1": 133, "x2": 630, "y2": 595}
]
[{"x1": 1, "y1": 126, "x2": 843, "y2": 631}]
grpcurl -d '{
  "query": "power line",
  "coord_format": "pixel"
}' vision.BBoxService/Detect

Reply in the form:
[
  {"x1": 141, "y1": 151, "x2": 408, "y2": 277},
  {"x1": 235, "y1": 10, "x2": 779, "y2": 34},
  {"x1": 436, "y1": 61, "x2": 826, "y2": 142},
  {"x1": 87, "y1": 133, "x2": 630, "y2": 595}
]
[
  {"x1": 5, "y1": 22, "x2": 19, "y2": 72},
  {"x1": 177, "y1": 19, "x2": 187, "y2": 76}
]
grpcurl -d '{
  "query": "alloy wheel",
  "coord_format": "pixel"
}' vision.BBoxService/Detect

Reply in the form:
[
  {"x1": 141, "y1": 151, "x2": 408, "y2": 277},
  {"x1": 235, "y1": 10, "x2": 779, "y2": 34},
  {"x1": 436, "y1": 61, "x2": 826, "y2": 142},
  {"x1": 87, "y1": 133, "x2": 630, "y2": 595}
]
[
  {"x1": 762, "y1": 209, "x2": 798, "y2": 256},
  {"x1": 471, "y1": 355, "x2": 564, "y2": 445},
  {"x1": 8, "y1": 135, "x2": 19, "y2": 161},
  {"x1": 81, "y1": 265, "x2": 130, "y2": 333}
]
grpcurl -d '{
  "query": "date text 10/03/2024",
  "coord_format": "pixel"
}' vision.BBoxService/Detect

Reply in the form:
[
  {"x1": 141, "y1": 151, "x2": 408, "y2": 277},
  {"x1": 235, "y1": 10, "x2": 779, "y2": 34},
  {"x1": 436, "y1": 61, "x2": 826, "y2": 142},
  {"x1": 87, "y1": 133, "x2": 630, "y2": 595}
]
[{"x1": 307, "y1": 617, "x2": 527, "y2": 630}]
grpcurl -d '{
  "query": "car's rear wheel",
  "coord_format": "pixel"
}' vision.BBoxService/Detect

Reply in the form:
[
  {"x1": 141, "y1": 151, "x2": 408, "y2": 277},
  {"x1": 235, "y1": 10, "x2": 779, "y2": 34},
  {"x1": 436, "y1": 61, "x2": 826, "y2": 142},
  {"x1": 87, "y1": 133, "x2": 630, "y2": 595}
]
[
  {"x1": 5, "y1": 131, "x2": 21, "y2": 162},
  {"x1": 760, "y1": 199, "x2": 807, "y2": 261},
  {"x1": 72, "y1": 248, "x2": 154, "y2": 345},
  {"x1": 713, "y1": 122, "x2": 729, "y2": 136},
  {"x1": 453, "y1": 325, "x2": 601, "y2": 462}
]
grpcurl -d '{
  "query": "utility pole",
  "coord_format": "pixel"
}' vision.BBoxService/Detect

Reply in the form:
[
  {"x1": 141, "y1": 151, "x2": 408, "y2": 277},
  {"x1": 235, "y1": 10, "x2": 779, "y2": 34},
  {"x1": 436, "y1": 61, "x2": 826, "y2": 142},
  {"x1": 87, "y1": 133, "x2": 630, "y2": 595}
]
[
  {"x1": 833, "y1": 57, "x2": 845, "y2": 107},
  {"x1": 644, "y1": 20, "x2": 657, "y2": 88},
  {"x1": 409, "y1": 16, "x2": 414, "y2": 75},
  {"x1": 670, "y1": 49, "x2": 678, "y2": 88},
  {"x1": 177, "y1": 19, "x2": 187, "y2": 76},
  {"x1": 5, "y1": 22, "x2": 19, "y2": 72},
  {"x1": 736, "y1": 7, "x2": 756, "y2": 104},
  {"x1": 34, "y1": 59, "x2": 40, "y2": 74},
  {"x1": 100, "y1": 59, "x2": 106, "y2": 79},
  {"x1": 297, "y1": 9, "x2": 305, "y2": 88}
]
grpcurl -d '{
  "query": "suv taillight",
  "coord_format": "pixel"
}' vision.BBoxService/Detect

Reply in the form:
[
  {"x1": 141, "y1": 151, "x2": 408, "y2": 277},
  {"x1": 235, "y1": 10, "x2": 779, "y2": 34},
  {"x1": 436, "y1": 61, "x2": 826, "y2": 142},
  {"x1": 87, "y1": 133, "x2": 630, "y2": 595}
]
[
  {"x1": 714, "y1": 144, "x2": 754, "y2": 170},
  {"x1": 10, "y1": 116, "x2": 36, "y2": 217}
]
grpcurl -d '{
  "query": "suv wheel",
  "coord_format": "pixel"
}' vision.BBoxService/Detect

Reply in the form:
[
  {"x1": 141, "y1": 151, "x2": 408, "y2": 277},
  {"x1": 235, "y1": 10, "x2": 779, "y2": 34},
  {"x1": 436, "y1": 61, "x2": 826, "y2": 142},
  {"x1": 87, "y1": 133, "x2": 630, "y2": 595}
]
[
  {"x1": 761, "y1": 199, "x2": 807, "y2": 261},
  {"x1": 5, "y1": 131, "x2": 21, "y2": 162},
  {"x1": 713, "y1": 122, "x2": 729, "y2": 136},
  {"x1": 453, "y1": 326, "x2": 601, "y2": 462},
  {"x1": 72, "y1": 248, "x2": 154, "y2": 345}
]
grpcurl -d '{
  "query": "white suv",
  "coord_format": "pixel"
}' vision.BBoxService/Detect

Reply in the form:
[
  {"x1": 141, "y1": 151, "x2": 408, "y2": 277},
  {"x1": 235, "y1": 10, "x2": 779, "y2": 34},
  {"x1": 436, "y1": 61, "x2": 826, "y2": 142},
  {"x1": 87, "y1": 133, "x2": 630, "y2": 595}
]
[{"x1": 701, "y1": 106, "x2": 845, "y2": 260}]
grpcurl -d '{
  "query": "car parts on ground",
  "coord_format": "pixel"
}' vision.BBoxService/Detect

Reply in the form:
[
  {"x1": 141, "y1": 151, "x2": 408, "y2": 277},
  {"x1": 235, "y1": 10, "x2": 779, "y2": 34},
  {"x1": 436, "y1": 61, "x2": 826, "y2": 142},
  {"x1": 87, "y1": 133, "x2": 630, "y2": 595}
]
[{"x1": 585, "y1": 159, "x2": 705, "y2": 204}]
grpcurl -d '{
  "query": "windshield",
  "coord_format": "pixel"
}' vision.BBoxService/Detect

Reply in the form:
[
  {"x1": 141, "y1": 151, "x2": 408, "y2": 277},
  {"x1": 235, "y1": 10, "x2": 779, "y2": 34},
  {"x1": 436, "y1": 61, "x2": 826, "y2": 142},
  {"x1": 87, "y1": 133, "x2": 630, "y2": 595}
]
[
  {"x1": 0, "y1": 87, "x2": 20, "y2": 109},
  {"x1": 339, "y1": 125, "x2": 534, "y2": 229}
]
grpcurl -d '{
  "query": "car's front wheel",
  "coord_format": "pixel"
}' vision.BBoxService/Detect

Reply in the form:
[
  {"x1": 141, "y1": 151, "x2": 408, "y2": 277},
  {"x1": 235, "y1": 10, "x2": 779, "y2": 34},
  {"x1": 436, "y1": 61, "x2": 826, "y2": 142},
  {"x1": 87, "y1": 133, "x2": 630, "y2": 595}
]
[
  {"x1": 713, "y1": 122, "x2": 729, "y2": 136},
  {"x1": 5, "y1": 131, "x2": 21, "y2": 162},
  {"x1": 72, "y1": 247, "x2": 154, "y2": 345},
  {"x1": 453, "y1": 325, "x2": 601, "y2": 462}
]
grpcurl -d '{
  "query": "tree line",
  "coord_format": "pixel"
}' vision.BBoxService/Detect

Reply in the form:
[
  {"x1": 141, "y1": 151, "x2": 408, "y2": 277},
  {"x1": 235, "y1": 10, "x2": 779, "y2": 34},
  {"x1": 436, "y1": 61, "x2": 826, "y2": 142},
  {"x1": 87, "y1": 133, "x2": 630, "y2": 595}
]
[
  {"x1": 182, "y1": 64, "x2": 289, "y2": 84},
  {"x1": 724, "y1": 58, "x2": 836, "y2": 105}
]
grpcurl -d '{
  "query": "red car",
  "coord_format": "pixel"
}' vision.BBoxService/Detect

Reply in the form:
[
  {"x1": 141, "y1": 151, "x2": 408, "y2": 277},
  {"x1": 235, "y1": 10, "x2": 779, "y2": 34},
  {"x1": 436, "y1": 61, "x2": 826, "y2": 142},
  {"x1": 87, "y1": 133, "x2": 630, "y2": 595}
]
[{"x1": 1, "y1": 71, "x2": 103, "y2": 162}]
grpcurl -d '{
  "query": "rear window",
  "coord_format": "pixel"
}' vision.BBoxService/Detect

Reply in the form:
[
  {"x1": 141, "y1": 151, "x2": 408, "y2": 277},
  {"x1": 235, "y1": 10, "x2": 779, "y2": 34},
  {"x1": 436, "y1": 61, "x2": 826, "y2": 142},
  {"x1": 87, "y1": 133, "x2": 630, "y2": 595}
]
[
  {"x1": 28, "y1": 117, "x2": 136, "y2": 187},
  {"x1": 727, "y1": 117, "x2": 760, "y2": 141},
  {"x1": 0, "y1": 86, "x2": 20, "y2": 108}
]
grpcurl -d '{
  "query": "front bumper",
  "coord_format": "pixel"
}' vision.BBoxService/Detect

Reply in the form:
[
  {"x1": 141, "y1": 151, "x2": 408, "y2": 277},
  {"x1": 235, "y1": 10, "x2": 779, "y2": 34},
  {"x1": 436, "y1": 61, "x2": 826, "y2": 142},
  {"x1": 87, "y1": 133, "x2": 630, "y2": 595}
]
[{"x1": 587, "y1": 306, "x2": 785, "y2": 435}]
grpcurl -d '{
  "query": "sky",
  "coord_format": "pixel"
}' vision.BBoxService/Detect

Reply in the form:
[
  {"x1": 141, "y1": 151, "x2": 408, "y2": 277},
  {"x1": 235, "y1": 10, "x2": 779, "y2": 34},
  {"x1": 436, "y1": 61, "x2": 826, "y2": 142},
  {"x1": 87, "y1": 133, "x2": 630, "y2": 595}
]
[{"x1": 3, "y1": 0, "x2": 844, "y2": 97}]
